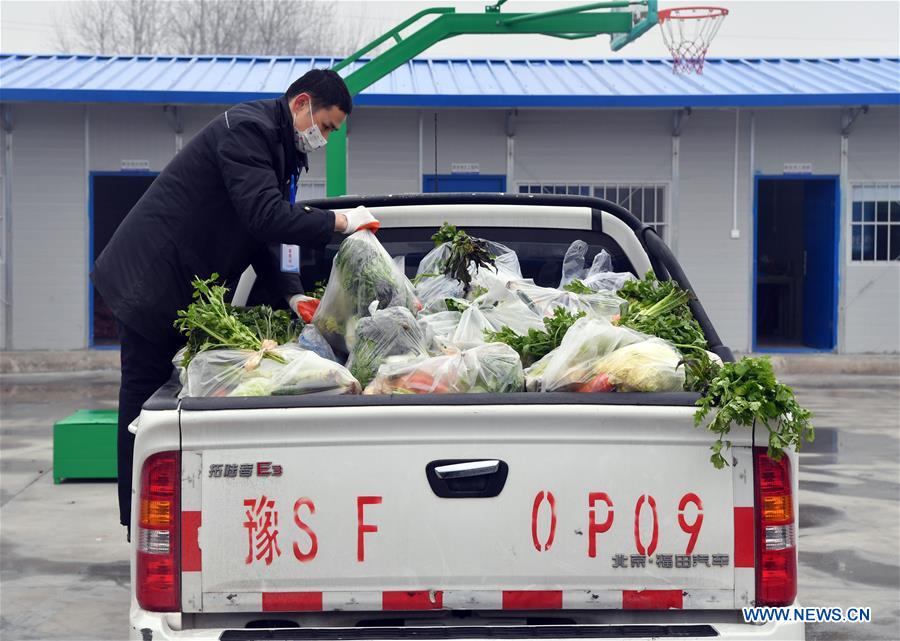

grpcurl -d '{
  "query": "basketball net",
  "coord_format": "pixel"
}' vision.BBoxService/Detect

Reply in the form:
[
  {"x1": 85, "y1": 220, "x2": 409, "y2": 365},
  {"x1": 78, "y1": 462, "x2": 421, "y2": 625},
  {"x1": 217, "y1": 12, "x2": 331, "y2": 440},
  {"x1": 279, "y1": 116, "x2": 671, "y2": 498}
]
[{"x1": 658, "y1": 6, "x2": 729, "y2": 74}]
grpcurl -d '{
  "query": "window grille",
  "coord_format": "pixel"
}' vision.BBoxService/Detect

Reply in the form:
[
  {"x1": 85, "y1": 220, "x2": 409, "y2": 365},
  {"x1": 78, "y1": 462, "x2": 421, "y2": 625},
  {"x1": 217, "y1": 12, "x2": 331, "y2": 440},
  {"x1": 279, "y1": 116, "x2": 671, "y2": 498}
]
[
  {"x1": 851, "y1": 183, "x2": 900, "y2": 262},
  {"x1": 517, "y1": 182, "x2": 668, "y2": 239}
]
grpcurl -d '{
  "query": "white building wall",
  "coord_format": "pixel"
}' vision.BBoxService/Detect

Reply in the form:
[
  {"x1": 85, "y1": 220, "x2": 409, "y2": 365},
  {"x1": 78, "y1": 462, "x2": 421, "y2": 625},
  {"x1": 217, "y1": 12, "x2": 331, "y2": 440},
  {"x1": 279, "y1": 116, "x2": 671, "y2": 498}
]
[
  {"x1": 677, "y1": 109, "x2": 753, "y2": 353},
  {"x1": 1, "y1": 126, "x2": 9, "y2": 350},
  {"x1": 514, "y1": 109, "x2": 672, "y2": 184},
  {"x1": 9, "y1": 104, "x2": 87, "y2": 350},
  {"x1": 3, "y1": 102, "x2": 896, "y2": 353},
  {"x1": 347, "y1": 107, "x2": 419, "y2": 196},
  {"x1": 754, "y1": 108, "x2": 841, "y2": 175},
  {"x1": 182, "y1": 106, "x2": 226, "y2": 141},
  {"x1": 844, "y1": 106, "x2": 900, "y2": 353},
  {"x1": 88, "y1": 104, "x2": 175, "y2": 171},
  {"x1": 421, "y1": 108, "x2": 509, "y2": 179}
]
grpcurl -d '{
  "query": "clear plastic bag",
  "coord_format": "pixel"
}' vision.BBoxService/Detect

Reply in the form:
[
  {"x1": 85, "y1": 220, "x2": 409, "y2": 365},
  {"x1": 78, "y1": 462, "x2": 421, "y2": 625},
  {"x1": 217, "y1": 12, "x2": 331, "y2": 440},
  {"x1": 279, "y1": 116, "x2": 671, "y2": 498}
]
[
  {"x1": 559, "y1": 241, "x2": 637, "y2": 292},
  {"x1": 345, "y1": 305, "x2": 431, "y2": 388},
  {"x1": 365, "y1": 343, "x2": 524, "y2": 395},
  {"x1": 297, "y1": 324, "x2": 338, "y2": 363},
  {"x1": 414, "y1": 238, "x2": 522, "y2": 306},
  {"x1": 452, "y1": 305, "x2": 495, "y2": 348},
  {"x1": 507, "y1": 280, "x2": 624, "y2": 320},
  {"x1": 560, "y1": 239, "x2": 591, "y2": 286},
  {"x1": 591, "y1": 340, "x2": 686, "y2": 392},
  {"x1": 524, "y1": 317, "x2": 647, "y2": 392},
  {"x1": 418, "y1": 310, "x2": 463, "y2": 352},
  {"x1": 583, "y1": 270, "x2": 637, "y2": 292},
  {"x1": 180, "y1": 343, "x2": 360, "y2": 398},
  {"x1": 313, "y1": 230, "x2": 419, "y2": 356},
  {"x1": 450, "y1": 285, "x2": 545, "y2": 349}
]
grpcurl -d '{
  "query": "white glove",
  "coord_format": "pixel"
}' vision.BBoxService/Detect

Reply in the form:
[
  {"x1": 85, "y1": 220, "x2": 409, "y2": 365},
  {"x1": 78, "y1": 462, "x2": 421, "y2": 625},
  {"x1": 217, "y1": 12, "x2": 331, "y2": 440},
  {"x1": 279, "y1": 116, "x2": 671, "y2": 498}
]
[{"x1": 341, "y1": 205, "x2": 380, "y2": 235}]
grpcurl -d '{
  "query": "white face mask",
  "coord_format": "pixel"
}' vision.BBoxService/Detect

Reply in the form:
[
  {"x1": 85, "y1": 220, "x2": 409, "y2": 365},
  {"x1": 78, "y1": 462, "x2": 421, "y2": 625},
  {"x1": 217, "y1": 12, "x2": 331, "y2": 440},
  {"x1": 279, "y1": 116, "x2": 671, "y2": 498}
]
[{"x1": 295, "y1": 101, "x2": 327, "y2": 153}]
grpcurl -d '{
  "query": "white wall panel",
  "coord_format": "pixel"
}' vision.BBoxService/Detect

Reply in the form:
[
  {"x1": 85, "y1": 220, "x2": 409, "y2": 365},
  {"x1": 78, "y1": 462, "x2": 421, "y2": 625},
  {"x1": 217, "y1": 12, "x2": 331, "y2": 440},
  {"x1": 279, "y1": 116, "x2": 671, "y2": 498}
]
[
  {"x1": 10, "y1": 104, "x2": 87, "y2": 349},
  {"x1": 347, "y1": 108, "x2": 419, "y2": 196},
  {"x1": 843, "y1": 266, "x2": 900, "y2": 353},
  {"x1": 182, "y1": 105, "x2": 227, "y2": 142},
  {"x1": 754, "y1": 108, "x2": 841, "y2": 176},
  {"x1": 420, "y1": 109, "x2": 508, "y2": 179},
  {"x1": 678, "y1": 109, "x2": 753, "y2": 353},
  {"x1": 88, "y1": 104, "x2": 176, "y2": 171},
  {"x1": 514, "y1": 109, "x2": 672, "y2": 185},
  {"x1": 847, "y1": 106, "x2": 899, "y2": 183}
]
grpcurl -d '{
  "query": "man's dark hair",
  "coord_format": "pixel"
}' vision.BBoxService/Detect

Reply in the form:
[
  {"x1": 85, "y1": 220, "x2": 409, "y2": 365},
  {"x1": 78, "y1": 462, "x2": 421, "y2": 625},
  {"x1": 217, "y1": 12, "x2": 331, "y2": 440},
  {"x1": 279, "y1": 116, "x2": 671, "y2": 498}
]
[{"x1": 286, "y1": 69, "x2": 352, "y2": 116}]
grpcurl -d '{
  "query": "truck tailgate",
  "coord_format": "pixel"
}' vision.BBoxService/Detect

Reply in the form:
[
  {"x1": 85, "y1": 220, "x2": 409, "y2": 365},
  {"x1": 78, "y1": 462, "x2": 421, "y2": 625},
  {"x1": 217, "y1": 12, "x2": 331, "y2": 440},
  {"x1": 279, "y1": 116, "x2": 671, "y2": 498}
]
[{"x1": 178, "y1": 403, "x2": 755, "y2": 614}]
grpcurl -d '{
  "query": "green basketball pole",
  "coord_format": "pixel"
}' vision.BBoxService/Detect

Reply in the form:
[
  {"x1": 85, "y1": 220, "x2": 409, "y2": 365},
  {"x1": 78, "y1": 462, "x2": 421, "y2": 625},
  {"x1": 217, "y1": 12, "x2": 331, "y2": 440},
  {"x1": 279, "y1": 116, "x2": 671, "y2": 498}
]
[{"x1": 326, "y1": 0, "x2": 658, "y2": 197}]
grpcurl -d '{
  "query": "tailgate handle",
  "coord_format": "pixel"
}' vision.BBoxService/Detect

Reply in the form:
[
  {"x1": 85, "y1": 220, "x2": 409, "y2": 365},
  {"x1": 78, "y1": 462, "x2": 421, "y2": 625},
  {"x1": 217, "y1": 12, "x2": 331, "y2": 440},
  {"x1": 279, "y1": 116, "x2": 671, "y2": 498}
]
[
  {"x1": 435, "y1": 460, "x2": 499, "y2": 479},
  {"x1": 427, "y1": 459, "x2": 508, "y2": 499}
]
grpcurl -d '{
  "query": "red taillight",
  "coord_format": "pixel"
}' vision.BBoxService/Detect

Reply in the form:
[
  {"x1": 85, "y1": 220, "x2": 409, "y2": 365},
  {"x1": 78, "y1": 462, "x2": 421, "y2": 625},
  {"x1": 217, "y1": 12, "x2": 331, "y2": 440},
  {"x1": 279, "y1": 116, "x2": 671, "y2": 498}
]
[
  {"x1": 753, "y1": 447, "x2": 796, "y2": 606},
  {"x1": 136, "y1": 450, "x2": 180, "y2": 611}
]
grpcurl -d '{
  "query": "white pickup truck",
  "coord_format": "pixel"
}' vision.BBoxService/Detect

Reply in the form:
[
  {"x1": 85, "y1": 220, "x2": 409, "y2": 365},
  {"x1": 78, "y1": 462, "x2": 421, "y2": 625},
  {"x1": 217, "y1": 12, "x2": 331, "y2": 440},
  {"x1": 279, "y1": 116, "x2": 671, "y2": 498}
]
[{"x1": 128, "y1": 194, "x2": 804, "y2": 641}]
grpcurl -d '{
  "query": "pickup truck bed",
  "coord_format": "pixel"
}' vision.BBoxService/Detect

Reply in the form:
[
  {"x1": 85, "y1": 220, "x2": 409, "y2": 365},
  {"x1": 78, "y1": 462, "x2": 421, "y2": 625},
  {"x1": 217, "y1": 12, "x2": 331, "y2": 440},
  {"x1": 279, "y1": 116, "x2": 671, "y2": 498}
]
[{"x1": 128, "y1": 194, "x2": 803, "y2": 641}]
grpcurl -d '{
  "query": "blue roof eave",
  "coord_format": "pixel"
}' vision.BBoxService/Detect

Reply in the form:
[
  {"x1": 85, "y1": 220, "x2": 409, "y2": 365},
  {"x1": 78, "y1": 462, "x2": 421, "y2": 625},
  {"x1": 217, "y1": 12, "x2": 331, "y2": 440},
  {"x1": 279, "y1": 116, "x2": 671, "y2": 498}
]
[{"x1": 1, "y1": 88, "x2": 898, "y2": 108}]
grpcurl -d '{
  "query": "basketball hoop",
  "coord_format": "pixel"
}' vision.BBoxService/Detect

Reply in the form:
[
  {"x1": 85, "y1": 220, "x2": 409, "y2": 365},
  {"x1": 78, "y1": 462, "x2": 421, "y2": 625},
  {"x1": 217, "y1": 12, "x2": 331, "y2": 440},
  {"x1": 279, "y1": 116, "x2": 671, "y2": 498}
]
[{"x1": 658, "y1": 6, "x2": 729, "y2": 74}]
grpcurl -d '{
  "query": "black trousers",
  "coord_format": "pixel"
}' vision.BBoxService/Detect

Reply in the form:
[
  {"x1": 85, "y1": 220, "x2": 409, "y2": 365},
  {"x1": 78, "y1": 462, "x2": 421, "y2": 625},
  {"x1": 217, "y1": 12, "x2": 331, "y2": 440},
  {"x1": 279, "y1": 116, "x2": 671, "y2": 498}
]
[{"x1": 116, "y1": 320, "x2": 181, "y2": 534}]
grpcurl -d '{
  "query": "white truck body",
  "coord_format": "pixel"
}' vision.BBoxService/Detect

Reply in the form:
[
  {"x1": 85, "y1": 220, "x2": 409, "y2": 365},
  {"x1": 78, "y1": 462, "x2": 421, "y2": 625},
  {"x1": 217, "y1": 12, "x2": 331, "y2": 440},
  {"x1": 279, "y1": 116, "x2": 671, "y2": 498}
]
[{"x1": 129, "y1": 194, "x2": 804, "y2": 641}]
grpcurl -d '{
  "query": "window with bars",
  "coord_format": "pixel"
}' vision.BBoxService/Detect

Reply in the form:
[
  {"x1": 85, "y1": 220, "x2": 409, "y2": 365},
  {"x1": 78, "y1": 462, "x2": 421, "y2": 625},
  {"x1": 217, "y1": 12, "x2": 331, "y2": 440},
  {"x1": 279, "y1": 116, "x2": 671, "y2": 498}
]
[
  {"x1": 851, "y1": 183, "x2": 900, "y2": 262},
  {"x1": 517, "y1": 182, "x2": 668, "y2": 238}
]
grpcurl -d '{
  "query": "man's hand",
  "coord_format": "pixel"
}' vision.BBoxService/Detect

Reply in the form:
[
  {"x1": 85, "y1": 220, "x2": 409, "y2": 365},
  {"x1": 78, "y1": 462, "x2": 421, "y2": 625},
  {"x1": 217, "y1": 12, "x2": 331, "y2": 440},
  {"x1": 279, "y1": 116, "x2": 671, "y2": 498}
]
[
  {"x1": 289, "y1": 294, "x2": 320, "y2": 323},
  {"x1": 337, "y1": 205, "x2": 380, "y2": 235}
]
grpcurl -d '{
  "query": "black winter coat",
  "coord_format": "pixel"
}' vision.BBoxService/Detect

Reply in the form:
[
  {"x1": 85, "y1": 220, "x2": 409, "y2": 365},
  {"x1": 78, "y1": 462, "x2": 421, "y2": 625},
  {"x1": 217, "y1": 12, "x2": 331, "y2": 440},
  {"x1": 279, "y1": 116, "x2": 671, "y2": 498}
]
[{"x1": 92, "y1": 96, "x2": 336, "y2": 344}]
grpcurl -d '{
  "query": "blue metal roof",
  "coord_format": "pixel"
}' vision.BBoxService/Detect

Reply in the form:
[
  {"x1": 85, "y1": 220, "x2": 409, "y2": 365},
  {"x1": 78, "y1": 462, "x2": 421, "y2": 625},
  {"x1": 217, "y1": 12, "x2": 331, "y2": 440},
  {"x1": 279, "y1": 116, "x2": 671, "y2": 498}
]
[{"x1": 1, "y1": 53, "x2": 897, "y2": 108}]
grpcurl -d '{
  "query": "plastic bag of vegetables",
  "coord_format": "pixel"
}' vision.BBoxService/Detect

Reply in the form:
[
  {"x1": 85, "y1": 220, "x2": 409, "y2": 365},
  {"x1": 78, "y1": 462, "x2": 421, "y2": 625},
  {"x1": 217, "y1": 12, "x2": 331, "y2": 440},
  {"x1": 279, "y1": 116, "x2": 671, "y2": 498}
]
[
  {"x1": 451, "y1": 285, "x2": 545, "y2": 348},
  {"x1": 418, "y1": 310, "x2": 463, "y2": 352},
  {"x1": 524, "y1": 317, "x2": 647, "y2": 392},
  {"x1": 507, "y1": 280, "x2": 624, "y2": 320},
  {"x1": 590, "y1": 340, "x2": 685, "y2": 392},
  {"x1": 313, "y1": 230, "x2": 419, "y2": 356},
  {"x1": 559, "y1": 241, "x2": 636, "y2": 292},
  {"x1": 180, "y1": 343, "x2": 360, "y2": 398},
  {"x1": 364, "y1": 343, "x2": 524, "y2": 395},
  {"x1": 345, "y1": 305, "x2": 431, "y2": 388},
  {"x1": 414, "y1": 226, "x2": 522, "y2": 306}
]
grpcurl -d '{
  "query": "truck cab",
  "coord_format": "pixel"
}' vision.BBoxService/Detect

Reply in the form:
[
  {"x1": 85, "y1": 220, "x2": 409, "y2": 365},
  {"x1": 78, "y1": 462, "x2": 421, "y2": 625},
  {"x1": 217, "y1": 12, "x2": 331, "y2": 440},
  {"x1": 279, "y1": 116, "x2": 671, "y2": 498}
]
[{"x1": 129, "y1": 193, "x2": 804, "y2": 641}]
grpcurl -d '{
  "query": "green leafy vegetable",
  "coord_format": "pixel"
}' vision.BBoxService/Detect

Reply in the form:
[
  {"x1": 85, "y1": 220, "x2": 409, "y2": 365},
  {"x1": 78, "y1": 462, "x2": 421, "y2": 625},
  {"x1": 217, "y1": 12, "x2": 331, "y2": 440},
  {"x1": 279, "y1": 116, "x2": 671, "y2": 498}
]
[
  {"x1": 310, "y1": 280, "x2": 328, "y2": 299},
  {"x1": 563, "y1": 279, "x2": 594, "y2": 294},
  {"x1": 174, "y1": 274, "x2": 300, "y2": 367},
  {"x1": 432, "y1": 222, "x2": 497, "y2": 295},
  {"x1": 431, "y1": 223, "x2": 459, "y2": 247},
  {"x1": 230, "y1": 305, "x2": 302, "y2": 346},
  {"x1": 681, "y1": 350, "x2": 721, "y2": 393},
  {"x1": 486, "y1": 307, "x2": 585, "y2": 366},
  {"x1": 694, "y1": 356, "x2": 814, "y2": 469},
  {"x1": 444, "y1": 299, "x2": 469, "y2": 313},
  {"x1": 617, "y1": 272, "x2": 708, "y2": 356}
]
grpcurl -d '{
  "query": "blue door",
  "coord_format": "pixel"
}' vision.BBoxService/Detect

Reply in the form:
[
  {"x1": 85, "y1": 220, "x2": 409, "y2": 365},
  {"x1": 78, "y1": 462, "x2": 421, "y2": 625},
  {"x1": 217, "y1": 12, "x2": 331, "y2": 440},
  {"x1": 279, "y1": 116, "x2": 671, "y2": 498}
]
[
  {"x1": 423, "y1": 174, "x2": 506, "y2": 193},
  {"x1": 802, "y1": 179, "x2": 839, "y2": 349}
]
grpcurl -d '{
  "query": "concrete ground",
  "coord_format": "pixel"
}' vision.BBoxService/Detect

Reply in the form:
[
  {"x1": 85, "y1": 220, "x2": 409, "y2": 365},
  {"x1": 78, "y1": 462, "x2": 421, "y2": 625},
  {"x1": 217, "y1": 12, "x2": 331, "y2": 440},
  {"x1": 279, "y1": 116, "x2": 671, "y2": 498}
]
[{"x1": 1, "y1": 370, "x2": 898, "y2": 641}]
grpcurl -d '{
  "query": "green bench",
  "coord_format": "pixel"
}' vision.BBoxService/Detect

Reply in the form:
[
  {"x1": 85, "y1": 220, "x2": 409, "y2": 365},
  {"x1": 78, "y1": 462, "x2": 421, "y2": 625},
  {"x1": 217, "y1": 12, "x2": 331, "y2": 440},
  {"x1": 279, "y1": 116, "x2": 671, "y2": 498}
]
[{"x1": 53, "y1": 409, "x2": 118, "y2": 484}]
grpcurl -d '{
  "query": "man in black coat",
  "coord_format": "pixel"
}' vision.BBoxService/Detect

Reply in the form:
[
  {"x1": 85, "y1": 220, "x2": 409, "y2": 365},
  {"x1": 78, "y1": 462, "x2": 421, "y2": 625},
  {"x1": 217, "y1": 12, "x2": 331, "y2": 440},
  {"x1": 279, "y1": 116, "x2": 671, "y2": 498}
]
[{"x1": 92, "y1": 69, "x2": 378, "y2": 538}]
